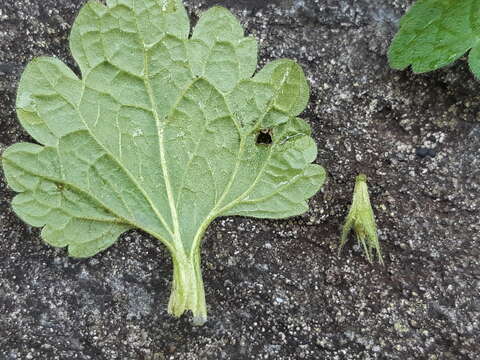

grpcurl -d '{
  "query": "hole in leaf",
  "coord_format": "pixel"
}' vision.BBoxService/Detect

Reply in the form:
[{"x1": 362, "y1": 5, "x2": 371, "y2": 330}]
[
  {"x1": 256, "y1": 129, "x2": 273, "y2": 145},
  {"x1": 189, "y1": 11, "x2": 199, "y2": 34}
]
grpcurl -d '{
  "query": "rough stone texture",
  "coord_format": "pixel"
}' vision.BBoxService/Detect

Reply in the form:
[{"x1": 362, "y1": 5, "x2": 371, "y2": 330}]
[{"x1": 1, "y1": 0, "x2": 479, "y2": 359}]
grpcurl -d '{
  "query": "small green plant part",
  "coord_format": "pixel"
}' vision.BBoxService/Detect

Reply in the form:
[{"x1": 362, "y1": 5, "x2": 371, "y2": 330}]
[
  {"x1": 339, "y1": 174, "x2": 383, "y2": 265},
  {"x1": 388, "y1": 0, "x2": 480, "y2": 78},
  {"x1": 1, "y1": 0, "x2": 326, "y2": 325}
]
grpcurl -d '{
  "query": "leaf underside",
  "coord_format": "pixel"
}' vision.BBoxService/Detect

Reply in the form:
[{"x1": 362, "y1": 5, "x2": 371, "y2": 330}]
[
  {"x1": 388, "y1": 0, "x2": 480, "y2": 78},
  {"x1": 2, "y1": 0, "x2": 325, "y2": 258}
]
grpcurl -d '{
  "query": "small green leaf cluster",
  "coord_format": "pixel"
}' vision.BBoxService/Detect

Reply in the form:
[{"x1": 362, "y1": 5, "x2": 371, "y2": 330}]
[{"x1": 389, "y1": 0, "x2": 480, "y2": 78}]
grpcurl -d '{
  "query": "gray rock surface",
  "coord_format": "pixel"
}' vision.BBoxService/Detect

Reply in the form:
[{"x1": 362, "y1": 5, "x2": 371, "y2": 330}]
[{"x1": 1, "y1": 0, "x2": 479, "y2": 359}]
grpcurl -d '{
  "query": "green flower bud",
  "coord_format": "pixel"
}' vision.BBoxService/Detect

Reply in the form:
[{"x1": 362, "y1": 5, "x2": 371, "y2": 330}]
[{"x1": 339, "y1": 174, "x2": 384, "y2": 265}]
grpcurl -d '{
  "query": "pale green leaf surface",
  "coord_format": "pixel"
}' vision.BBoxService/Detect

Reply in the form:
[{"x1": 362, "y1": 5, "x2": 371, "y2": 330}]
[
  {"x1": 388, "y1": 0, "x2": 480, "y2": 78},
  {"x1": 2, "y1": 0, "x2": 325, "y2": 323}
]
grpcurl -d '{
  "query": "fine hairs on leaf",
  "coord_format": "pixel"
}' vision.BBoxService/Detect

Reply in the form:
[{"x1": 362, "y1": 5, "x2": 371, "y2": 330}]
[
  {"x1": 1, "y1": 0, "x2": 326, "y2": 325},
  {"x1": 388, "y1": 0, "x2": 480, "y2": 78}
]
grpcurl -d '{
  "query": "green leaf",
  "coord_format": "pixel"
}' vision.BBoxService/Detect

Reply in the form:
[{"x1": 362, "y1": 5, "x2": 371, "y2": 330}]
[
  {"x1": 388, "y1": 0, "x2": 480, "y2": 78},
  {"x1": 2, "y1": 0, "x2": 325, "y2": 324}
]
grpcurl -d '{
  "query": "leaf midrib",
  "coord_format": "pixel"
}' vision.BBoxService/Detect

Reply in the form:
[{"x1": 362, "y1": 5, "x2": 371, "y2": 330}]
[{"x1": 142, "y1": 43, "x2": 183, "y2": 250}]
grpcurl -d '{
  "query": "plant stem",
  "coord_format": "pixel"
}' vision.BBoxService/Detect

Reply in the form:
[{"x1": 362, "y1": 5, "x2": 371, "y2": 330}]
[{"x1": 167, "y1": 247, "x2": 207, "y2": 325}]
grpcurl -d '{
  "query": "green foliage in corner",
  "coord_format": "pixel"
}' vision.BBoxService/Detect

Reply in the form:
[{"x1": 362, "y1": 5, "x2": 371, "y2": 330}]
[
  {"x1": 388, "y1": 0, "x2": 480, "y2": 78},
  {"x1": 1, "y1": 0, "x2": 326, "y2": 324}
]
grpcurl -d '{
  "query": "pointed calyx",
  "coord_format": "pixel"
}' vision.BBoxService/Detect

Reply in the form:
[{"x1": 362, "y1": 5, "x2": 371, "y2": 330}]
[{"x1": 339, "y1": 174, "x2": 384, "y2": 265}]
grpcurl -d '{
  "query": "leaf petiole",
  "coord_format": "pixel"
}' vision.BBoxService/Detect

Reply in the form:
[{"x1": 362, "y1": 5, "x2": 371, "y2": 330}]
[{"x1": 169, "y1": 246, "x2": 207, "y2": 325}]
